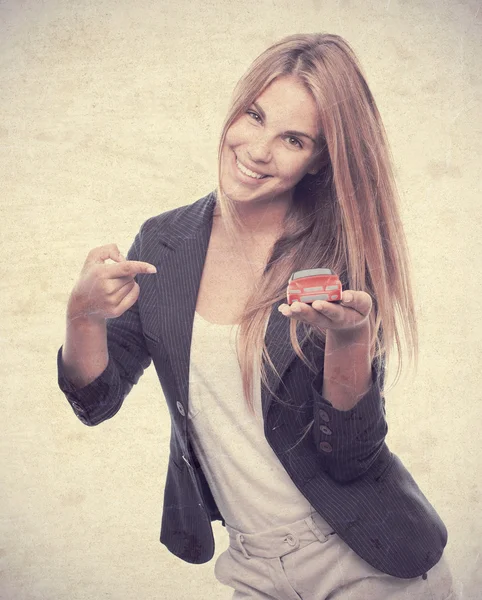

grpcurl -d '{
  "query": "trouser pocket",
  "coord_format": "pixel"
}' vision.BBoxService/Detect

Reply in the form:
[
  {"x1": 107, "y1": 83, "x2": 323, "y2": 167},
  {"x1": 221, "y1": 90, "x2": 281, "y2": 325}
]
[{"x1": 213, "y1": 548, "x2": 232, "y2": 586}]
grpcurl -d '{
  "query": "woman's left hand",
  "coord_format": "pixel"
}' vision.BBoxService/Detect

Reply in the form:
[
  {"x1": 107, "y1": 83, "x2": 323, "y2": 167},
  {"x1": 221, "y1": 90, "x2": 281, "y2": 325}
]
[{"x1": 278, "y1": 290, "x2": 372, "y2": 334}]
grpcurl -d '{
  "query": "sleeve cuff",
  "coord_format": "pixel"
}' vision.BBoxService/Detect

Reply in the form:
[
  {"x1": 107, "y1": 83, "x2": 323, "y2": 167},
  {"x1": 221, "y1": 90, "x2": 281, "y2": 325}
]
[
  {"x1": 311, "y1": 363, "x2": 387, "y2": 481},
  {"x1": 57, "y1": 345, "x2": 120, "y2": 424}
]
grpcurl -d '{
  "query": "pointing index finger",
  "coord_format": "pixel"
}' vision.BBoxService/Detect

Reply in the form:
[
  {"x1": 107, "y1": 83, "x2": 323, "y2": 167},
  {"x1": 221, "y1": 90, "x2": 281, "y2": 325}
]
[{"x1": 109, "y1": 260, "x2": 157, "y2": 278}]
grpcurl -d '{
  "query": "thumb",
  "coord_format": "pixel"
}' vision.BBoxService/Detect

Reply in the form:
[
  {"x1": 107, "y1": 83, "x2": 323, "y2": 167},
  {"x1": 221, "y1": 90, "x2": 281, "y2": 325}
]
[{"x1": 111, "y1": 250, "x2": 126, "y2": 262}]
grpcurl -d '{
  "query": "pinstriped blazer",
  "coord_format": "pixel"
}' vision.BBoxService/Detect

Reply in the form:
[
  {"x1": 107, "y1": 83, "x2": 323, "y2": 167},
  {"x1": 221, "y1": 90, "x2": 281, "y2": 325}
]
[{"x1": 57, "y1": 190, "x2": 447, "y2": 579}]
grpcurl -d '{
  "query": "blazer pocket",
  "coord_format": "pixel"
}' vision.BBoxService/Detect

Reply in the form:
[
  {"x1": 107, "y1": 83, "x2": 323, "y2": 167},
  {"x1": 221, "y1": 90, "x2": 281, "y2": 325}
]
[
  {"x1": 170, "y1": 455, "x2": 184, "y2": 471},
  {"x1": 143, "y1": 328, "x2": 161, "y2": 346},
  {"x1": 373, "y1": 451, "x2": 395, "y2": 482}
]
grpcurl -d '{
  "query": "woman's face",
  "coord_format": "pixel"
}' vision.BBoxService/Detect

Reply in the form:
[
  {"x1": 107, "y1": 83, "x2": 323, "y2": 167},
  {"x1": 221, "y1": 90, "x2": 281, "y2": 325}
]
[{"x1": 220, "y1": 75, "x2": 322, "y2": 206}]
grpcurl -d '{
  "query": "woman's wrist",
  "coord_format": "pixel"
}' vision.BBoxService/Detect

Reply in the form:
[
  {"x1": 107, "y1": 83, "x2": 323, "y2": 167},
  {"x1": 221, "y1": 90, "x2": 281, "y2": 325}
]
[
  {"x1": 66, "y1": 295, "x2": 106, "y2": 327},
  {"x1": 325, "y1": 319, "x2": 371, "y2": 347}
]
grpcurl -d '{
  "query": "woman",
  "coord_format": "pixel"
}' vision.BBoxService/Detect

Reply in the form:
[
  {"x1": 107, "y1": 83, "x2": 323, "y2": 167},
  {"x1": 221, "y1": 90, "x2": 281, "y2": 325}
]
[{"x1": 58, "y1": 33, "x2": 457, "y2": 599}]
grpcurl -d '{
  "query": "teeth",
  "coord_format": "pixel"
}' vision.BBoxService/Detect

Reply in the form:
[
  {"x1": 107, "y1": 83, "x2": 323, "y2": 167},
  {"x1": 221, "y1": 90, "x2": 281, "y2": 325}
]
[{"x1": 236, "y1": 158, "x2": 266, "y2": 179}]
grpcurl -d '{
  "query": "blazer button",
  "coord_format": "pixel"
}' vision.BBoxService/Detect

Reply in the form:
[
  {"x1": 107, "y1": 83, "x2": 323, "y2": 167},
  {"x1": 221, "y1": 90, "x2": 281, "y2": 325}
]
[
  {"x1": 319, "y1": 442, "x2": 333, "y2": 453},
  {"x1": 176, "y1": 401, "x2": 186, "y2": 416},
  {"x1": 71, "y1": 401, "x2": 84, "y2": 414},
  {"x1": 319, "y1": 409, "x2": 330, "y2": 422},
  {"x1": 182, "y1": 454, "x2": 192, "y2": 469},
  {"x1": 320, "y1": 425, "x2": 332, "y2": 435}
]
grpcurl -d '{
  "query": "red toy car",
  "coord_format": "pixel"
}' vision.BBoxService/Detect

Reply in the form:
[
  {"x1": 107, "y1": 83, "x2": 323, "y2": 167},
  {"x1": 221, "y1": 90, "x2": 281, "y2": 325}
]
[{"x1": 286, "y1": 268, "x2": 342, "y2": 305}]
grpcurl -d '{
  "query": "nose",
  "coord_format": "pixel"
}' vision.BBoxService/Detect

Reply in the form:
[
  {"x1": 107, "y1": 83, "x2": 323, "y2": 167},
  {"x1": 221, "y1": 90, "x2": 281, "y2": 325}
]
[{"x1": 246, "y1": 134, "x2": 272, "y2": 163}]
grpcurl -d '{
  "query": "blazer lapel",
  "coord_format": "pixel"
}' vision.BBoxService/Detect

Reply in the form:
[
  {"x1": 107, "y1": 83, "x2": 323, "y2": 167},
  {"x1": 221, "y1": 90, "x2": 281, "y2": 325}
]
[{"x1": 147, "y1": 191, "x2": 310, "y2": 423}]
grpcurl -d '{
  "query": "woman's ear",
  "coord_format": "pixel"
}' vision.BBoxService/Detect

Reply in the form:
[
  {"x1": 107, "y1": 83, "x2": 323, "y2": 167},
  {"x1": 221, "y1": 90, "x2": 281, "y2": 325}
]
[
  {"x1": 307, "y1": 141, "x2": 330, "y2": 175},
  {"x1": 306, "y1": 156, "x2": 320, "y2": 175}
]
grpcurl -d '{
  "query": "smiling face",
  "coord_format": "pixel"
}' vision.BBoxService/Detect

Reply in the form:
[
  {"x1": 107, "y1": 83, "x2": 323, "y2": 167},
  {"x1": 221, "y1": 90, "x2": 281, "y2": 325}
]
[{"x1": 220, "y1": 75, "x2": 322, "y2": 207}]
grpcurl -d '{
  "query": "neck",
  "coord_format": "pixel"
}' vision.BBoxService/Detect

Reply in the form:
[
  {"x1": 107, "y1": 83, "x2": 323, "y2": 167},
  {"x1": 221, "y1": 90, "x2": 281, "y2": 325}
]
[{"x1": 215, "y1": 195, "x2": 292, "y2": 240}]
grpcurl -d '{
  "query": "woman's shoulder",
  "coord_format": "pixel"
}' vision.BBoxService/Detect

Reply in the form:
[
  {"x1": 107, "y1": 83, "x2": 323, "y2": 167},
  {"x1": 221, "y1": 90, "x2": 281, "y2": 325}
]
[{"x1": 141, "y1": 190, "x2": 216, "y2": 234}]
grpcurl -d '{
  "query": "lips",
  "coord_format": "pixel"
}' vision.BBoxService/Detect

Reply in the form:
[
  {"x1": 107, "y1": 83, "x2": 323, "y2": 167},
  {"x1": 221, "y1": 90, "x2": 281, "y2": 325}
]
[
  {"x1": 233, "y1": 152, "x2": 271, "y2": 183},
  {"x1": 237, "y1": 159, "x2": 267, "y2": 178}
]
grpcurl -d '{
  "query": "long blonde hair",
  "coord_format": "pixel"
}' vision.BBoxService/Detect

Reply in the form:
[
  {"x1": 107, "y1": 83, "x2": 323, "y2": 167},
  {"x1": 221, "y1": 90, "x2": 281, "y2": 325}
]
[{"x1": 215, "y1": 33, "x2": 418, "y2": 417}]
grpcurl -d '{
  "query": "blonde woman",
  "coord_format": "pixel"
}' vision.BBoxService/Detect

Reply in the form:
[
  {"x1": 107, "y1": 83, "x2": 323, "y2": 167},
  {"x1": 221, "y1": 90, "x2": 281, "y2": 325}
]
[{"x1": 58, "y1": 34, "x2": 457, "y2": 599}]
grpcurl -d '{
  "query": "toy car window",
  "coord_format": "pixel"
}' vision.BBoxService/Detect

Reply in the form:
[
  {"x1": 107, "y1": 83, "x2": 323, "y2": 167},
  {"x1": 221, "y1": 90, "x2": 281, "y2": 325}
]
[{"x1": 292, "y1": 268, "x2": 333, "y2": 280}]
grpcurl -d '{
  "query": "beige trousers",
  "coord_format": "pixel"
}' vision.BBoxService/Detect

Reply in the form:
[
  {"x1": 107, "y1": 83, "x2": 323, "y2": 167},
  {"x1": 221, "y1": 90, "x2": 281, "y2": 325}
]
[{"x1": 214, "y1": 512, "x2": 457, "y2": 600}]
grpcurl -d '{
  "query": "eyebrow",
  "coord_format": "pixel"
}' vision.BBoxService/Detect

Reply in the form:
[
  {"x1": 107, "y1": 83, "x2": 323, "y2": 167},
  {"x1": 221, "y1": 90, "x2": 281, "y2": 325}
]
[{"x1": 252, "y1": 101, "x2": 318, "y2": 145}]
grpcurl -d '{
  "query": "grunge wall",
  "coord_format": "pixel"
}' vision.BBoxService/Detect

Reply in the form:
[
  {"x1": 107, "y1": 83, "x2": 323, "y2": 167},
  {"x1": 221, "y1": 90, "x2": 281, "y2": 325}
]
[{"x1": 1, "y1": 1, "x2": 480, "y2": 598}]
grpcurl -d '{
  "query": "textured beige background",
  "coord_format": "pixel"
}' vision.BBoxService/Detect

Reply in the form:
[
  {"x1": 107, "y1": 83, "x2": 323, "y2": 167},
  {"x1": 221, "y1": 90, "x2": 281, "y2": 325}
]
[{"x1": 1, "y1": 0, "x2": 481, "y2": 598}]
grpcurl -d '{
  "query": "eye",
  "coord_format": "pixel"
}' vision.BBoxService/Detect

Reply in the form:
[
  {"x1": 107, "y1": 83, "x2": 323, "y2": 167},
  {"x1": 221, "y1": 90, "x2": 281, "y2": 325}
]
[
  {"x1": 287, "y1": 136, "x2": 303, "y2": 149},
  {"x1": 246, "y1": 110, "x2": 262, "y2": 123}
]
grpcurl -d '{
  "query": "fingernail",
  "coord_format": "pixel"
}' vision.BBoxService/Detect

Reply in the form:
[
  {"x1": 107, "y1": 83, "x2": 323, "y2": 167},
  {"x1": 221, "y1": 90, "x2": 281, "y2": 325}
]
[
  {"x1": 343, "y1": 292, "x2": 353, "y2": 303},
  {"x1": 147, "y1": 266, "x2": 157, "y2": 273}
]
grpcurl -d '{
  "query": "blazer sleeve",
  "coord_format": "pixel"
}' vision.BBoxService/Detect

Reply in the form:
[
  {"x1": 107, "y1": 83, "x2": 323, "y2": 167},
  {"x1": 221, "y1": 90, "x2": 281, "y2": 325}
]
[
  {"x1": 56, "y1": 229, "x2": 152, "y2": 427},
  {"x1": 311, "y1": 352, "x2": 387, "y2": 483}
]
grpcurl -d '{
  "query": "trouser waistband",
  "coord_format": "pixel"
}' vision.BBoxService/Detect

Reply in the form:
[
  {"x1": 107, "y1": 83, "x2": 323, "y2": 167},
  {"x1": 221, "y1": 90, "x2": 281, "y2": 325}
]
[{"x1": 224, "y1": 512, "x2": 336, "y2": 560}]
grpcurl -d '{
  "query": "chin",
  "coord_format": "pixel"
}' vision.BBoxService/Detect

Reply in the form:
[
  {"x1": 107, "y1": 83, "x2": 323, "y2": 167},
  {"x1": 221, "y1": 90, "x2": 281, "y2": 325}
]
[{"x1": 220, "y1": 186, "x2": 259, "y2": 204}]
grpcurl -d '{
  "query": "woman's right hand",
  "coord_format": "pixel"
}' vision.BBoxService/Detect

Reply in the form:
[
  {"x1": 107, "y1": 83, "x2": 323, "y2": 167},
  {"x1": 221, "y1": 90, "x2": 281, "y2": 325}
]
[{"x1": 67, "y1": 243, "x2": 157, "y2": 323}]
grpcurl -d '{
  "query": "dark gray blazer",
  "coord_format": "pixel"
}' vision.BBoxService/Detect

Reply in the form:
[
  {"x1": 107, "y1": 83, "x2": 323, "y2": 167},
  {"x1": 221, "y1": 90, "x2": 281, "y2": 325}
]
[{"x1": 57, "y1": 190, "x2": 447, "y2": 579}]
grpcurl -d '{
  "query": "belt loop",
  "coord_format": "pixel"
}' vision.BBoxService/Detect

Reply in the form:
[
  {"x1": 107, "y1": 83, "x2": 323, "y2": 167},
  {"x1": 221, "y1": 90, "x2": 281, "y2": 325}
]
[{"x1": 236, "y1": 533, "x2": 251, "y2": 559}]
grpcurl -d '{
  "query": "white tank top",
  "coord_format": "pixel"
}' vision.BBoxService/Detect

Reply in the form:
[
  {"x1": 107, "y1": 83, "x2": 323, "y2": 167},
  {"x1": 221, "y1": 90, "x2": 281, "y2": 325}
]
[{"x1": 187, "y1": 311, "x2": 315, "y2": 532}]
